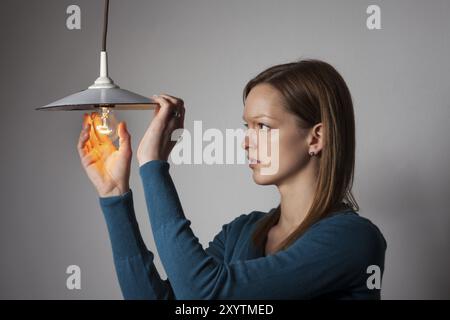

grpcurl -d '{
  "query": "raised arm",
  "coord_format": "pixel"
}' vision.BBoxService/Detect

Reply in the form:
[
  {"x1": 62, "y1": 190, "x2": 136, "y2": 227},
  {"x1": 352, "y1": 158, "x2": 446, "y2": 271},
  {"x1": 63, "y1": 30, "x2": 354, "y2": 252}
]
[
  {"x1": 134, "y1": 94, "x2": 386, "y2": 299},
  {"x1": 99, "y1": 189, "x2": 175, "y2": 299},
  {"x1": 77, "y1": 112, "x2": 174, "y2": 299}
]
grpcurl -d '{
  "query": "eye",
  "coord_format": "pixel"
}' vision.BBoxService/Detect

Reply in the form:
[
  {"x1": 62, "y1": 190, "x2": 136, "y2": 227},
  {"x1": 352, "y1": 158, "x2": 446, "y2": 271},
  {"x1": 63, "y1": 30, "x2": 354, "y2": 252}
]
[
  {"x1": 243, "y1": 122, "x2": 248, "y2": 128},
  {"x1": 258, "y1": 123, "x2": 271, "y2": 131}
]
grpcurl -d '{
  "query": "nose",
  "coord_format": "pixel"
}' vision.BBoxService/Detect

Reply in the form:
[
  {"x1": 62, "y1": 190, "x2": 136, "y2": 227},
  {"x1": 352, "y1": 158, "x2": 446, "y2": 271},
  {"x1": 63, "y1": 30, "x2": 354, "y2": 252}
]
[
  {"x1": 241, "y1": 129, "x2": 257, "y2": 151},
  {"x1": 241, "y1": 133, "x2": 249, "y2": 150}
]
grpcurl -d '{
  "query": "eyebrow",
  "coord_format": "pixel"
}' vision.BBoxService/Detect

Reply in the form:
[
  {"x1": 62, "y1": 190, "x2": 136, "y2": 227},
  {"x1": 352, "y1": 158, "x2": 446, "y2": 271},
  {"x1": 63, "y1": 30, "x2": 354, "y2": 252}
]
[{"x1": 242, "y1": 114, "x2": 277, "y2": 121}]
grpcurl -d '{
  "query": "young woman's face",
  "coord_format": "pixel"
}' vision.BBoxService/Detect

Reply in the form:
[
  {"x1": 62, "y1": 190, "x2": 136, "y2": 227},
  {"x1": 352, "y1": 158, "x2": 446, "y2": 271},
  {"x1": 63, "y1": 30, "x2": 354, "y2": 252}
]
[{"x1": 242, "y1": 83, "x2": 315, "y2": 185}]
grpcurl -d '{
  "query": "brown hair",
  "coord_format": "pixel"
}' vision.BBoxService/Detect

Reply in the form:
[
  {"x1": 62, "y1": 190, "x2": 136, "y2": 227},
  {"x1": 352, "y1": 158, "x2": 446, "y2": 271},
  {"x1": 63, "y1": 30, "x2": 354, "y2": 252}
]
[{"x1": 243, "y1": 59, "x2": 360, "y2": 254}]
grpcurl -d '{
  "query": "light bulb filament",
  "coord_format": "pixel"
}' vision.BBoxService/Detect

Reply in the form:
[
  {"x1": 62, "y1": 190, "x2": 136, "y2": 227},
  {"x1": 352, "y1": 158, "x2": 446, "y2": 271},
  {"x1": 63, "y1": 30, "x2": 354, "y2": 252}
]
[{"x1": 96, "y1": 107, "x2": 113, "y2": 135}]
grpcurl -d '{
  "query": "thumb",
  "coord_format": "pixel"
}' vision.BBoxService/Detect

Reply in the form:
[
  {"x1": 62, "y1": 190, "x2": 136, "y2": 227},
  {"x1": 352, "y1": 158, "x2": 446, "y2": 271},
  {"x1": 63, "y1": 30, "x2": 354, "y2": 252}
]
[
  {"x1": 153, "y1": 104, "x2": 161, "y2": 117},
  {"x1": 118, "y1": 122, "x2": 132, "y2": 155}
]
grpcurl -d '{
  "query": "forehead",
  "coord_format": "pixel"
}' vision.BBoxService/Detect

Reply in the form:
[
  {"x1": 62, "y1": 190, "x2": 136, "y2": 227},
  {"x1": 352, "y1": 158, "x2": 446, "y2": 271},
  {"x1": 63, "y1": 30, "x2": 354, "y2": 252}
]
[{"x1": 243, "y1": 83, "x2": 284, "y2": 119}]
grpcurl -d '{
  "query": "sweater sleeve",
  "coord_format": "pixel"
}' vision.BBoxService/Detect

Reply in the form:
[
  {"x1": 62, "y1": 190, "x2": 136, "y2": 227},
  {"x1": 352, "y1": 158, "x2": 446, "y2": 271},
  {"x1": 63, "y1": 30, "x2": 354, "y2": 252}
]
[
  {"x1": 99, "y1": 189, "x2": 175, "y2": 300},
  {"x1": 139, "y1": 160, "x2": 387, "y2": 300}
]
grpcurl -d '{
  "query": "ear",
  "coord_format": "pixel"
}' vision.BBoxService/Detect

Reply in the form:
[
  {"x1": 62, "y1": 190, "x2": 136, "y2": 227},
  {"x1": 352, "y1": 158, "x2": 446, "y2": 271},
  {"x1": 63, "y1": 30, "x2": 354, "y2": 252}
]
[{"x1": 309, "y1": 122, "x2": 324, "y2": 155}]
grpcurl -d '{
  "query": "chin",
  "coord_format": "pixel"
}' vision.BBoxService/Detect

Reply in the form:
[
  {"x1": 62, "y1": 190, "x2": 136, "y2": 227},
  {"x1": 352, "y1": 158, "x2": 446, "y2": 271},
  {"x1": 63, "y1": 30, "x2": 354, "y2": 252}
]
[{"x1": 251, "y1": 166, "x2": 280, "y2": 185}]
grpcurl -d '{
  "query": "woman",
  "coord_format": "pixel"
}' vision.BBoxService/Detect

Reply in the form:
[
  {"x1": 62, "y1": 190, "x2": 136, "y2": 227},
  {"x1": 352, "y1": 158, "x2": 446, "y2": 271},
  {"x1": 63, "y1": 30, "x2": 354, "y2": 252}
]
[{"x1": 77, "y1": 59, "x2": 387, "y2": 299}]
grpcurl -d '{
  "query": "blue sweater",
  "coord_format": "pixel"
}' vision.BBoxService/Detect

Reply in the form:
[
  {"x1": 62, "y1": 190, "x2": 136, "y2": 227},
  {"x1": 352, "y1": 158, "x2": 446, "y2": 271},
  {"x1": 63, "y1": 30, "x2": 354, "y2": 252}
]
[{"x1": 99, "y1": 160, "x2": 387, "y2": 300}]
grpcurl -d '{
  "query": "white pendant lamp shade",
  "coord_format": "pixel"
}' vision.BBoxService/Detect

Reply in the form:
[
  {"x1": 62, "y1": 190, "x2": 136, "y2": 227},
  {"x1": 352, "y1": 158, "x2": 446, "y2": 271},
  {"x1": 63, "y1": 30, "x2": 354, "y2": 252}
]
[
  {"x1": 36, "y1": 0, "x2": 157, "y2": 112},
  {"x1": 36, "y1": 52, "x2": 156, "y2": 111},
  {"x1": 36, "y1": 87, "x2": 156, "y2": 111}
]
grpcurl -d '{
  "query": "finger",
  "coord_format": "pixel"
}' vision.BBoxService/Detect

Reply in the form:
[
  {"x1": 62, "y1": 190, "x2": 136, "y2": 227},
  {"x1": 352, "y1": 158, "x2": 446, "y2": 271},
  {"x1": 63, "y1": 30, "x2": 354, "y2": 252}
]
[
  {"x1": 164, "y1": 112, "x2": 184, "y2": 147},
  {"x1": 85, "y1": 140, "x2": 92, "y2": 154},
  {"x1": 152, "y1": 96, "x2": 175, "y2": 124},
  {"x1": 153, "y1": 103, "x2": 161, "y2": 117},
  {"x1": 78, "y1": 121, "x2": 91, "y2": 158},
  {"x1": 88, "y1": 112, "x2": 104, "y2": 149},
  {"x1": 159, "y1": 94, "x2": 184, "y2": 127},
  {"x1": 80, "y1": 152, "x2": 98, "y2": 168},
  {"x1": 83, "y1": 114, "x2": 94, "y2": 152},
  {"x1": 159, "y1": 95, "x2": 184, "y2": 120},
  {"x1": 118, "y1": 121, "x2": 132, "y2": 156},
  {"x1": 159, "y1": 93, "x2": 184, "y2": 107},
  {"x1": 81, "y1": 112, "x2": 90, "y2": 130},
  {"x1": 78, "y1": 113, "x2": 90, "y2": 152},
  {"x1": 78, "y1": 131, "x2": 89, "y2": 158},
  {"x1": 178, "y1": 104, "x2": 185, "y2": 129}
]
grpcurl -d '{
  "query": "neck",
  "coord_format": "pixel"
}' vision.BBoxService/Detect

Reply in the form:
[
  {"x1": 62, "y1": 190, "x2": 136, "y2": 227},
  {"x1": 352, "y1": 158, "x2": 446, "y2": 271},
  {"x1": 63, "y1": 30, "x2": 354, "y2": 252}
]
[{"x1": 275, "y1": 159, "x2": 319, "y2": 234}]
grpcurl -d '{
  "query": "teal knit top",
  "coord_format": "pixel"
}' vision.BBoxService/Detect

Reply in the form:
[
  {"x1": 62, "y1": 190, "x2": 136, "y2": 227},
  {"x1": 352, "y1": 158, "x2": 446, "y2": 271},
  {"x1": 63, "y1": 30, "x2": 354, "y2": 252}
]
[{"x1": 99, "y1": 160, "x2": 387, "y2": 299}]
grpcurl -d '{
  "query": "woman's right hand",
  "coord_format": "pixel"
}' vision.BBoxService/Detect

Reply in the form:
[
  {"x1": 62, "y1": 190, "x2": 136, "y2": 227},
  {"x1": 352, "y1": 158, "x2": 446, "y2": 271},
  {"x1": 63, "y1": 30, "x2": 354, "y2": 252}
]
[{"x1": 77, "y1": 112, "x2": 132, "y2": 198}]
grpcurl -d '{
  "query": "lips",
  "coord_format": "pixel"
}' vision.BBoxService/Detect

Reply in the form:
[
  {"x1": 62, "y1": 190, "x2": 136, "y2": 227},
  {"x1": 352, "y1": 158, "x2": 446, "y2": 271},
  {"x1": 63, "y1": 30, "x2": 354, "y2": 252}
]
[{"x1": 248, "y1": 158, "x2": 261, "y2": 164}]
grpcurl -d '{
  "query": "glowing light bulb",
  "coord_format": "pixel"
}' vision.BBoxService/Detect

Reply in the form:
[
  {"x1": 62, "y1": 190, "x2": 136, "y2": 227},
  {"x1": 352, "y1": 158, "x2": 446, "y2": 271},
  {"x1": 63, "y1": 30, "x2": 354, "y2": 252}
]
[{"x1": 96, "y1": 106, "x2": 119, "y2": 142}]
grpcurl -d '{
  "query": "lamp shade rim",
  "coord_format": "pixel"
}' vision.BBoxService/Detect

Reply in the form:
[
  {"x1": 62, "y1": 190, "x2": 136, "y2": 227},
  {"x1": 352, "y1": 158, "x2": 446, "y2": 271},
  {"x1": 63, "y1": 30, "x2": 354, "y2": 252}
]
[{"x1": 36, "y1": 87, "x2": 157, "y2": 111}]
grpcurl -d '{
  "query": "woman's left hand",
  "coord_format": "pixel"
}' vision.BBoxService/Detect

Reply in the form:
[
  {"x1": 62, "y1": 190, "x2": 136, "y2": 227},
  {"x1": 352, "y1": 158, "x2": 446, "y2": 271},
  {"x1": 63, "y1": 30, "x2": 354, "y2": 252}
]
[{"x1": 137, "y1": 94, "x2": 185, "y2": 166}]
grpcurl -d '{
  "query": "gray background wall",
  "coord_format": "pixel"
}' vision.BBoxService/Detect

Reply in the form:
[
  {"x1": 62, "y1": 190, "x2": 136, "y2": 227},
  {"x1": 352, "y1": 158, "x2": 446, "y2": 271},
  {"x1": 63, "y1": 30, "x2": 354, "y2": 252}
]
[{"x1": 1, "y1": 0, "x2": 449, "y2": 299}]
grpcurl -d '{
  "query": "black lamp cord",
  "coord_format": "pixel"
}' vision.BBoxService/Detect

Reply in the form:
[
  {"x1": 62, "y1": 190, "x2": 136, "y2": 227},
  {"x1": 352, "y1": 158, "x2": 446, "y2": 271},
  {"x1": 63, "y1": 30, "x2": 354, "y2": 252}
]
[{"x1": 102, "y1": 0, "x2": 110, "y2": 51}]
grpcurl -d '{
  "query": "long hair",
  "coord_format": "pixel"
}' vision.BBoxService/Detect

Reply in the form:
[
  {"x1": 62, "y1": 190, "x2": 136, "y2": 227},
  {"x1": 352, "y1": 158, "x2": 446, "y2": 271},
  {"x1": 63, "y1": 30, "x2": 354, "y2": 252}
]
[{"x1": 243, "y1": 59, "x2": 360, "y2": 253}]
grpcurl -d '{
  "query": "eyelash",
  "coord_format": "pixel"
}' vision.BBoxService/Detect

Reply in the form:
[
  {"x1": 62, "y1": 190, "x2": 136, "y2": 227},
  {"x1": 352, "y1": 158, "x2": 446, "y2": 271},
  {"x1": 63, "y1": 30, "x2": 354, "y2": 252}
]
[{"x1": 243, "y1": 122, "x2": 271, "y2": 130}]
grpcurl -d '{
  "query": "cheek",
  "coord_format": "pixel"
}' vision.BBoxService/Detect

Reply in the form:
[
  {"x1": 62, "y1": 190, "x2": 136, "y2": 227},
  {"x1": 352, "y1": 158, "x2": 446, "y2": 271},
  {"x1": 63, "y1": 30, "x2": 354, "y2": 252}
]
[
  {"x1": 252, "y1": 130, "x2": 308, "y2": 185},
  {"x1": 274, "y1": 130, "x2": 310, "y2": 178}
]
